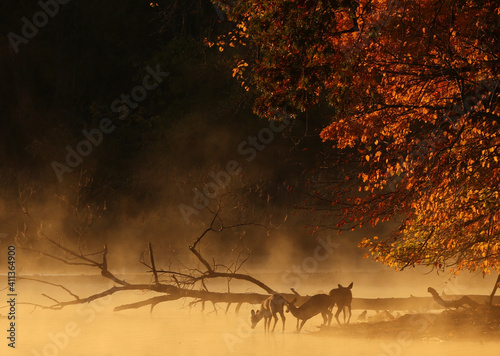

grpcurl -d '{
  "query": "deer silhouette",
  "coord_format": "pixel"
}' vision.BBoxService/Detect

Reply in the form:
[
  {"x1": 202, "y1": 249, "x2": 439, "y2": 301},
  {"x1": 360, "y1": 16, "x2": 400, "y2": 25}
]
[
  {"x1": 329, "y1": 282, "x2": 353, "y2": 325},
  {"x1": 286, "y1": 294, "x2": 333, "y2": 332},
  {"x1": 250, "y1": 294, "x2": 286, "y2": 332}
]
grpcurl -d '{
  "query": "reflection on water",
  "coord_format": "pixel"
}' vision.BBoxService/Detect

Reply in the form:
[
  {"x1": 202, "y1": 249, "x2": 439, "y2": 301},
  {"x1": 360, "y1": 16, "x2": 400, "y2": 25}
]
[{"x1": 2, "y1": 299, "x2": 499, "y2": 356}]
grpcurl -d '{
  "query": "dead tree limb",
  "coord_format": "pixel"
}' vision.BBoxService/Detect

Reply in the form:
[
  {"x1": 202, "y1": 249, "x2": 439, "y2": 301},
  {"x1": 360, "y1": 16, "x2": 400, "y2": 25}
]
[
  {"x1": 18, "y1": 277, "x2": 80, "y2": 300},
  {"x1": 187, "y1": 213, "x2": 277, "y2": 294},
  {"x1": 21, "y1": 209, "x2": 129, "y2": 286},
  {"x1": 148, "y1": 242, "x2": 159, "y2": 285},
  {"x1": 290, "y1": 288, "x2": 301, "y2": 297},
  {"x1": 427, "y1": 287, "x2": 480, "y2": 309},
  {"x1": 114, "y1": 295, "x2": 182, "y2": 312},
  {"x1": 19, "y1": 202, "x2": 285, "y2": 313}
]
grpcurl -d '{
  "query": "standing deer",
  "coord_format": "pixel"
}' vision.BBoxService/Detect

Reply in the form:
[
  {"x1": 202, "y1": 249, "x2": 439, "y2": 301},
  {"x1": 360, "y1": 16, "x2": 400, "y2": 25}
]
[
  {"x1": 286, "y1": 294, "x2": 333, "y2": 332},
  {"x1": 329, "y1": 282, "x2": 353, "y2": 325},
  {"x1": 250, "y1": 294, "x2": 286, "y2": 332}
]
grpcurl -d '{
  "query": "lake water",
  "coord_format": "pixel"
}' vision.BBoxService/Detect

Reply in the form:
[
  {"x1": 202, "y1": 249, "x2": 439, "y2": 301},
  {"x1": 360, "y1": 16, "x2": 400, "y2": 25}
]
[{"x1": 3, "y1": 297, "x2": 499, "y2": 356}]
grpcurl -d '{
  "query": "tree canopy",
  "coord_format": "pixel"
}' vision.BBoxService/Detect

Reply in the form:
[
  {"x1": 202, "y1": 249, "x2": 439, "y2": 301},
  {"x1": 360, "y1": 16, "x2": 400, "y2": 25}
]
[{"x1": 218, "y1": 0, "x2": 500, "y2": 274}]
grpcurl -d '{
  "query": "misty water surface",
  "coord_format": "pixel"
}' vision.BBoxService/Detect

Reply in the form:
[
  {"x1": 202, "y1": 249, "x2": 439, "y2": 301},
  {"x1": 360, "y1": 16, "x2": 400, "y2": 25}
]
[{"x1": 3, "y1": 276, "x2": 499, "y2": 356}]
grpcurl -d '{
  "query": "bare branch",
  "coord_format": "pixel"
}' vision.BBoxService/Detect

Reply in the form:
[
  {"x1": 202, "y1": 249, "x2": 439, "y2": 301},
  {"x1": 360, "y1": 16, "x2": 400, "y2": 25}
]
[
  {"x1": 18, "y1": 277, "x2": 80, "y2": 300},
  {"x1": 42, "y1": 294, "x2": 60, "y2": 304},
  {"x1": 148, "y1": 242, "x2": 160, "y2": 285}
]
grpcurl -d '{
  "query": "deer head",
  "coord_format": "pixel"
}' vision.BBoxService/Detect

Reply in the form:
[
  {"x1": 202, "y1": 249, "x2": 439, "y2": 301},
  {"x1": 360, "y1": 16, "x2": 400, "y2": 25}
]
[
  {"x1": 285, "y1": 298, "x2": 297, "y2": 313},
  {"x1": 250, "y1": 309, "x2": 262, "y2": 329}
]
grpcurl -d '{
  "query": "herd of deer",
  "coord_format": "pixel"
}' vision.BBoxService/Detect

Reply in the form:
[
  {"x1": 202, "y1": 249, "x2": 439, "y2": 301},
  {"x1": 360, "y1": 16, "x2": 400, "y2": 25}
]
[{"x1": 250, "y1": 282, "x2": 353, "y2": 333}]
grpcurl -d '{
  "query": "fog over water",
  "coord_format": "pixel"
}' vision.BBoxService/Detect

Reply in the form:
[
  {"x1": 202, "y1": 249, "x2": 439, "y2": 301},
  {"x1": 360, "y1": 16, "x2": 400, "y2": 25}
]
[
  {"x1": 1, "y1": 200, "x2": 498, "y2": 355},
  {"x1": 1, "y1": 268, "x2": 498, "y2": 356},
  {"x1": 2, "y1": 293, "x2": 499, "y2": 356}
]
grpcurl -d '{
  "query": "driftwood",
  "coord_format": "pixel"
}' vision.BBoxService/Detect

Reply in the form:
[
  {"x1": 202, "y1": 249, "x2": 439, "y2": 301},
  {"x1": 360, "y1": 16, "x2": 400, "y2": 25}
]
[
  {"x1": 427, "y1": 287, "x2": 480, "y2": 309},
  {"x1": 352, "y1": 295, "x2": 499, "y2": 311}
]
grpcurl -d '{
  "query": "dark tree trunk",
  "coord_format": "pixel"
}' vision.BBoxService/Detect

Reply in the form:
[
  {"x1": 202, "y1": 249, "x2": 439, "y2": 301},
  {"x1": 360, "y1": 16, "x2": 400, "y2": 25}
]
[{"x1": 489, "y1": 274, "x2": 500, "y2": 305}]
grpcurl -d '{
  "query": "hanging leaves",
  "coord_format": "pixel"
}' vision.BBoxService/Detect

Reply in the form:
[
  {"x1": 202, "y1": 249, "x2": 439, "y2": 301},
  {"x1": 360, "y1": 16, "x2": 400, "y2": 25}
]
[{"x1": 218, "y1": 0, "x2": 500, "y2": 275}]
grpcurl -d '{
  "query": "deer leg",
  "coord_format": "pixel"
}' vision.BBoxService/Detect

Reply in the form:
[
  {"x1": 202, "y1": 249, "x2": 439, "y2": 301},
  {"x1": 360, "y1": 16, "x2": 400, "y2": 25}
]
[
  {"x1": 271, "y1": 313, "x2": 278, "y2": 332},
  {"x1": 298, "y1": 319, "x2": 307, "y2": 332},
  {"x1": 335, "y1": 306, "x2": 342, "y2": 325},
  {"x1": 279, "y1": 311, "x2": 286, "y2": 333},
  {"x1": 347, "y1": 305, "x2": 352, "y2": 324},
  {"x1": 327, "y1": 303, "x2": 335, "y2": 325},
  {"x1": 296, "y1": 318, "x2": 300, "y2": 331},
  {"x1": 325, "y1": 310, "x2": 333, "y2": 326},
  {"x1": 320, "y1": 312, "x2": 327, "y2": 326}
]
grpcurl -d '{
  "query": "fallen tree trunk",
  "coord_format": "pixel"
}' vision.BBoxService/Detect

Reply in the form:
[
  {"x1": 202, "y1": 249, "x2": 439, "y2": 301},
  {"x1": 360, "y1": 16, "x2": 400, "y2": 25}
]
[
  {"x1": 427, "y1": 287, "x2": 480, "y2": 309},
  {"x1": 111, "y1": 291, "x2": 500, "y2": 313},
  {"x1": 351, "y1": 295, "x2": 500, "y2": 311}
]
